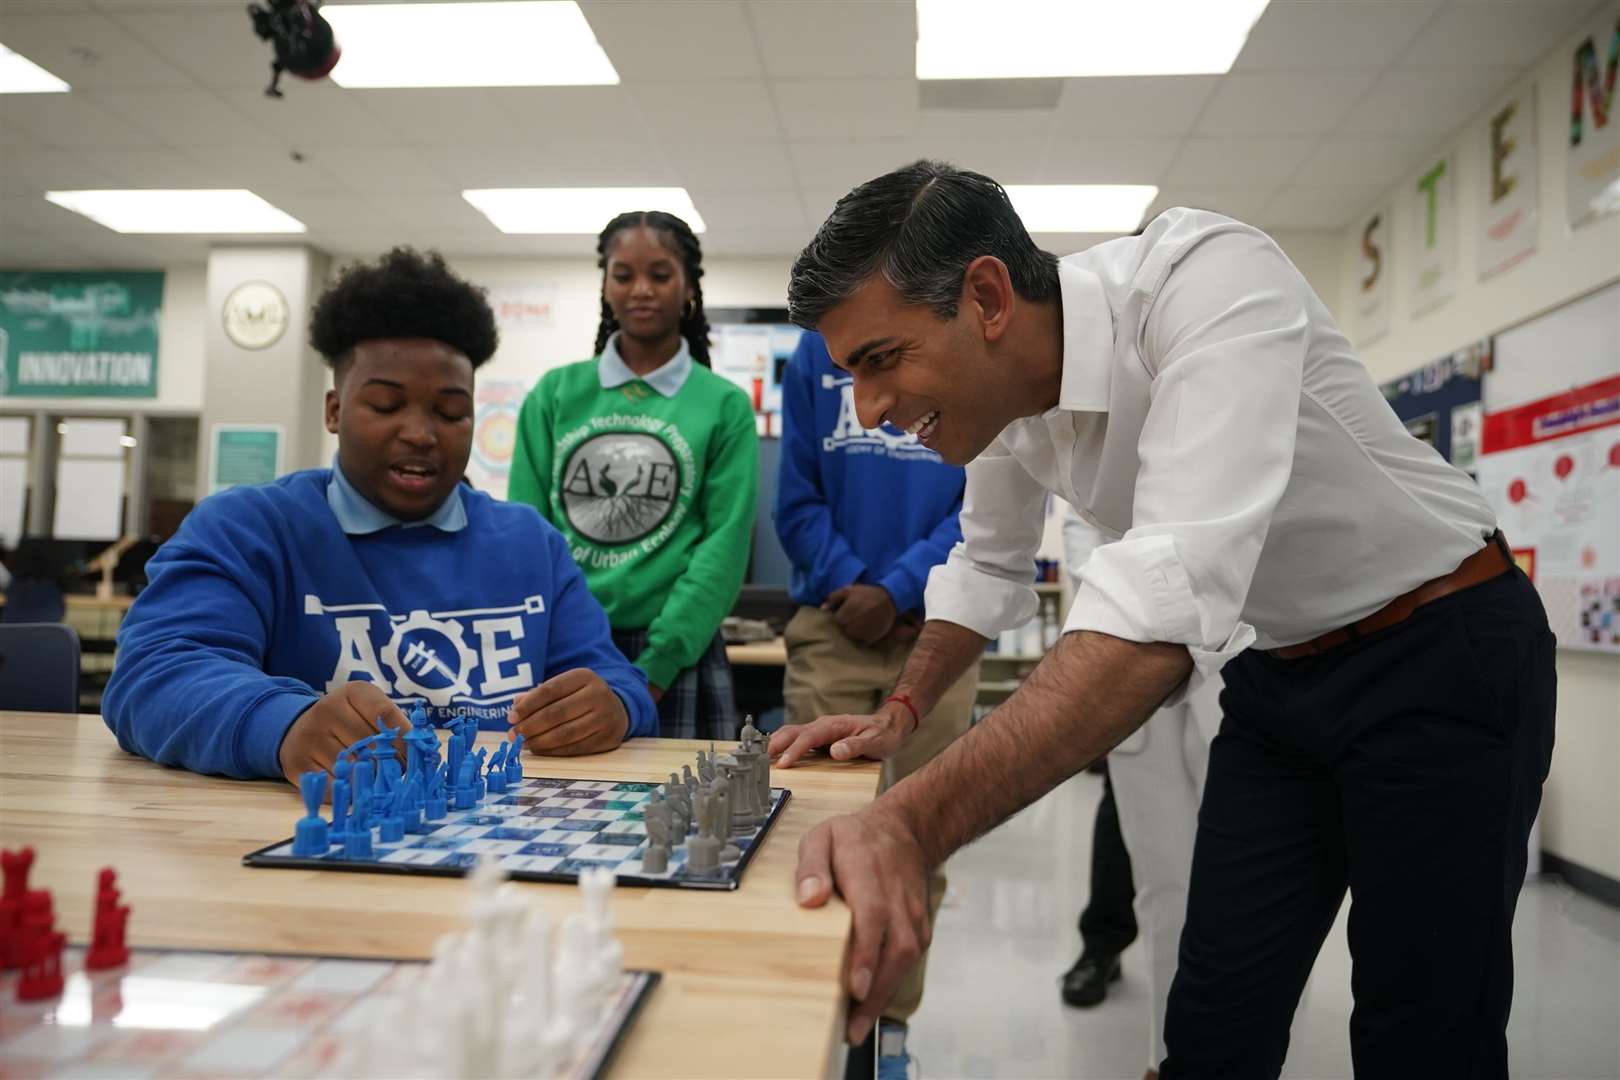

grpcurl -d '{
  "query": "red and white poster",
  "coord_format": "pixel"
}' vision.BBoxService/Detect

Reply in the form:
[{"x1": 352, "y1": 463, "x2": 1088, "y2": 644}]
[{"x1": 1476, "y1": 375, "x2": 1620, "y2": 651}]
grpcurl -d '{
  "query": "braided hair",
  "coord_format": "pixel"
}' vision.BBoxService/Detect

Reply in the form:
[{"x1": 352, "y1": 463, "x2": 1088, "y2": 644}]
[{"x1": 593, "y1": 210, "x2": 712, "y2": 367}]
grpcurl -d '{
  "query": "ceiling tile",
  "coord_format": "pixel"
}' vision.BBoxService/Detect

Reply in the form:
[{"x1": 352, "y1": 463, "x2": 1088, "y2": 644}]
[
  {"x1": 1340, "y1": 66, "x2": 1522, "y2": 135},
  {"x1": 631, "y1": 82, "x2": 780, "y2": 139},
  {"x1": 348, "y1": 90, "x2": 527, "y2": 147},
  {"x1": 174, "y1": 147, "x2": 345, "y2": 193},
  {"x1": 747, "y1": 0, "x2": 915, "y2": 79},
  {"x1": 1164, "y1": 137, "x2": 1317, "y2": 187},
  {"x1": 303, "y1": 145, "x2": 452, "y2": 194},
  {"x1": 69, "y1": 148, "x2": 212, "y2": 188},
  {"x1": 491, "y1": 87, "x2": 649, "y2": 143},
  {"x1": 514, "y1": 138, "x2": 680, "y2": 187},
  {"x1": 1292, "y1": 133, "x2": 1438, "y2": 189},
  {"x1": 1146, "y1": 186, "x2": 1280, "y2": 224},
  {"x1": 0, "y1": 229, "x2": 100, "y2": 269},
  {"x1": 1397, "y1": 1, "x2": 1600, "y2": 69},
  {"x1": 87, "y1": 88, "x2": 276, "y2": 149},
  {"x1": 0, "y1": 140, "x2": 116, "y2": 193},
  {"x1": 916, "y1": 106, "x2": 1057, "y2": 142},
  {"x1": 685, "y1": 188, "x2": 807, "y2": 233},
  {"x1": 789, "y1": 138, "x2": 1043, "y2": 194},
  {"x1": 368, "y1": 194, "x2": 493, "y2": 234},
  {"x1": 107, "y1": 6, "x2": 287, "y2": 90},
  {"x1": 1195, "y1": 71, "x2": 1379, "y2": 135},
  {"x1": 659, "y1": 138, "x2": 797, "y2": 191},
  {"x1": 773, "y1": 80, "x2": 918, "y2": 140},
  {"x1": 215, "y1": 83, "x2": 403, "y2": 149},
  {"x1": 1233, "y1": 0, "x2": 1443, "y2": 71},
  {"x1": 1052, "y1": 77, "x2": 1220, "y2": 137},
  {"x1": 1041, "y1": 138, "x2": 1183, "y2": 184},
  {"x1": 580, "y1": 0, "x2": 761, "y2": 82},
  {"x1": 244, "y1": 189, "x2": 404, "y2": 233},
  {"x1": 0, "y1": 10, "x2": 193, "y2": 88},
  {"x1": 0, "y1": 92, "x2": 164, "y2": 148},
  {"x1": 412, "y1": 144, "x2": 555, "y2": 190},
  {"x1": 1257, "y1": 184, "x2": 1382, "y2": 229},
  {"x1": 699, "y1": 226, "x2": 818, "y2": 257}
]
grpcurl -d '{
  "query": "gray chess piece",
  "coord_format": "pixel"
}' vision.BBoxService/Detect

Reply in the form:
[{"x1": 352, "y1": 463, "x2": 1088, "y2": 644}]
[
  {"x1": 685, "y1": 789, "x2": 721, "y2": 876},
  {"x1": 641, "y1": 796, "x2": 673, "y2": 874},
  {"x1": 752, "y1": 746, "x2": 771, "y2": 814},
  {"x1": 718, "y1": 755, "x2": 760, "y2": 831},
  {"x1": 739, "y1": 714, "x2": 762, "y2": 751},
  {"x1": 697, "y1": 747, "x2": 716, "y2": 785},
  {"x1": 665, "y1": 782, "x2": 692, "y2": 839},
  {"x1": 714, "y1": 784, "x2": 741, "y2": 862},
  {"x1": 682, "y1": 764, "x2": 698, "y2": 797}
]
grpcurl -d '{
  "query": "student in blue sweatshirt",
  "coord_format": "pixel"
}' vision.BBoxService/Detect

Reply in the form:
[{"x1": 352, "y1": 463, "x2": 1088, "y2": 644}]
[
  {"x1": 104, "y1": 248, "x2": 656, "y2": 785},
  {"x1": 770, "y1": 329, "x2": 979, "y2": 1074}
]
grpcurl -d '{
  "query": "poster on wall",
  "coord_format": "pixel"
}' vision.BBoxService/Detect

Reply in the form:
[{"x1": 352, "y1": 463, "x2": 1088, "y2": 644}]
[
  {"x1": 1354, "y1": 203, "x2": 1392, "y2": 344},
  {"x1": 1410, "y1": 153, "x2": 1457, "y2": 314},
  {"x1": 0, "y1": 271, "x2": 163, "y2": 398},
  {"x1": 1377, "y1": 339, "x2": 1488, "y2": 465},
  {"x1": 1567, "y1": 5, "x2": 1620, "y2": 228},
  {"x1": 710, "y1": 322, "x2": 804, "y2": 432},
  {"x1": 485, "y1": 285, "x2": 557, "y2": 331},
  {"x1": 1476, "y1": 375, "x2": 1620, "y2": 652},
  {"x1": 466, "y1": 378, "x2": 526, "y2": 501},
  {"x1": 209, "y1": 424, "x2": 283, "y2": 495},
  {"x1": 1479, "y1": 83, "x2": 1538, "y2": 279}
]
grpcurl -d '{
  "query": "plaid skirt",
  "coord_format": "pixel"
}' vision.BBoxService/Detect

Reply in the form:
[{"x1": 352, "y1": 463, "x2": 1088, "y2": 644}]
[{"x1": 611, "y1": 628, "x2": 739, "y2": 742}]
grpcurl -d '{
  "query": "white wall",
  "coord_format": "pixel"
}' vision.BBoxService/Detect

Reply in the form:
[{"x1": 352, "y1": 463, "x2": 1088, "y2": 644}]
[
  {"x1": 1333, "y1": 20, "x2": 1620, "y2": 881},
  {"x1": 0, "y1": 264, "x2": 206, "y2": 413}
]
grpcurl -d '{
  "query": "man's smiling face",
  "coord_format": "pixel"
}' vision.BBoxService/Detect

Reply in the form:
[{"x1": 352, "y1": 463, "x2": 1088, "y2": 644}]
[{"x1": 815, "y1": 273, "x2": 1025, "y2": 467}]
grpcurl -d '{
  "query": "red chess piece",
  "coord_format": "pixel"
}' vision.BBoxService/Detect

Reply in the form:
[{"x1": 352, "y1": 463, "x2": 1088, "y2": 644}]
[
  {"x1": 86, "y1": 869, "x2": 130, "y2": 972},
  {"x1": 14, "y1": 890, "x2": 64, "y2": 1001},
  {"x1": 1, "y1": 847, "x2": 33, "y2": 901},
  {"x1": 1, "y1": 848, "x2": 36, "y2": 971}
]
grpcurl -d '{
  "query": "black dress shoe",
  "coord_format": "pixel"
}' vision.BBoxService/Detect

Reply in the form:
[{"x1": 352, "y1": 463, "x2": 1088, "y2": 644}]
[{"x1": 1060, "y1": 952, "x2": 1122, "y2": 1007}]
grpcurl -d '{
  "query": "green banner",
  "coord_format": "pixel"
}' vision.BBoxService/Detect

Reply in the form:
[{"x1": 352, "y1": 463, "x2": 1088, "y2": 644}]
[
  {"x1": 0, "y1": 270, "x2": 164, "y2": 398},
  {"x1": 210, "y1": 425, "x2": 282, "y2": 493}
]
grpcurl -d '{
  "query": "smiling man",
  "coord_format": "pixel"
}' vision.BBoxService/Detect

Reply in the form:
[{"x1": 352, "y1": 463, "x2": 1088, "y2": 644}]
[
  {"x1": 105, "y1": 248, "x2": 655, "y2": 785},
  {"x1": 770, "y1": 161, "x2": 1555, "y2": 1080}
]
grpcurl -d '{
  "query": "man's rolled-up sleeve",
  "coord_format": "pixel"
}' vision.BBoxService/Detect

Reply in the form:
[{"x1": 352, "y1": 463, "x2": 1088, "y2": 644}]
[
  {"x1": 1065, "y1": 225, "x2": 1308, "y2": 694},
  {"x1": 923, "y1": 436, "x2": 1046, "y2": 639}
]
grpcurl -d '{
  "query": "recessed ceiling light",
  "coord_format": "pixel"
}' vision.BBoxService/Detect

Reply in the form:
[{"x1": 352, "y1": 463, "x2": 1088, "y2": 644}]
[
  {"x1": 0, "y1": 43, "x2": 70, "y2": 93},
  {"x1": 1004, "y1": 185, "x2": 1159, "y2": 234},
  {"x1": 463, "y1": 188, "x2": 706, "y2": 234},
  {"x1": 322, "y1": 1, "x2": 618, "y2": 88},
  {"x1": 916, "y1": 0, "x2": 1271, "y2": 79},
  {"x1": 43, "y1": 191, "x2": 307, "y2": 234}
]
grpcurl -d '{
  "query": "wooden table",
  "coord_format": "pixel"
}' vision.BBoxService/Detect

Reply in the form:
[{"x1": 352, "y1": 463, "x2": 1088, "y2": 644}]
[
  {"x1": 0, "y1": 714, "x2": 880, "y2": 1078},
  {"x1": 725, "y1": 636, "x2": 788, "y2": 666}
]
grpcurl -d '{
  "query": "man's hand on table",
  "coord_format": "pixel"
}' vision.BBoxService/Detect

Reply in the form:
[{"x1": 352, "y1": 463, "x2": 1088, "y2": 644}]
[
  {"x1": 507, "y1": 668, "x2": 629, "y2": 756},
  {"x1": 768, "y1": 698, "x2": 914, "y2": 768},
  {"x1": 278, "y1": 682, "x2": 408, "y2": 785},
  {"x1": 794, "y1": 803, "x2": 932, "y2": 1044}
]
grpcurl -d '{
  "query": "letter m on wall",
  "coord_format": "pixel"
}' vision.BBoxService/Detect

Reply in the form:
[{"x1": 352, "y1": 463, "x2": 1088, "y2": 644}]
[{"x1": 1571, "y1": 13, "x2": 1620, "y2": 146}]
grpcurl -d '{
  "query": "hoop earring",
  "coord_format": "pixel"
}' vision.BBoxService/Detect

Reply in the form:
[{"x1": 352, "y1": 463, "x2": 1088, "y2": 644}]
[{"x1": 683, "y1": 298, "x2": 696, "y2": 319}]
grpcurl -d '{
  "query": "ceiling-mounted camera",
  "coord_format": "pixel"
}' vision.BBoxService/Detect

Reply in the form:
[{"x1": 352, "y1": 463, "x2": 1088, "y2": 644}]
[{"x1": 247, "y1": 0, "x2": 342, "y2": 98}]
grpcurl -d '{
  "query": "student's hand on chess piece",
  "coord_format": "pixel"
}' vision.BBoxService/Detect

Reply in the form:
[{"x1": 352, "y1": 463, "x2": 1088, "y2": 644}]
[
  {"x1": 768, "y1": 698, "x2": 912, "y2": 768},
  {"x1": 794, "y1": 803, "x2": 930, "y2": 1045},
  {"x1": 278, "y1": 681, "x2": 409, "y2": 785},
  {"x1": 823, "y1": 584, "x2": 897, "y2": 646},
  {"x1": 507, "y1": 668, "x2": 629, "y2": 755}
]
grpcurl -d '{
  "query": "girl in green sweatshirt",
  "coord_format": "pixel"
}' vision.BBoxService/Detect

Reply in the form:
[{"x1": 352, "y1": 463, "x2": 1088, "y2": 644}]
[{"x1": 508, "y1": 211, "x2": 758, "y2": 740}]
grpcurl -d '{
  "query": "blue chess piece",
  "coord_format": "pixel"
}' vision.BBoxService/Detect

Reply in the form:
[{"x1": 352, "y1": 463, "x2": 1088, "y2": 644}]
[
  {"x1": 403, "y1": 775, "x2": 429, "y2": 833},
  {"x1": 330, "y1": 756, "x2": 353, "y2": 839},
  {"x1": 425, "y1": 763, "x2": 449, "y2": 821},
  {"x1": 292, "y1": 771, "x2": 330, "y2": 856},
  {"x1": 352, "y1": 757, "x2": 375, "y2": 829},
  {"x1": 344, "y1": 821, "x2": 374, "y2": 858},
  {"x1": 454, "y1": 756, "x2": 478, "y2": 810},
  {"x1": 471, "y1": 747, "x2": 489, "y2": 804},
  {"x1": 505, "y1": 736, "x2": 524, "y2": 785}
]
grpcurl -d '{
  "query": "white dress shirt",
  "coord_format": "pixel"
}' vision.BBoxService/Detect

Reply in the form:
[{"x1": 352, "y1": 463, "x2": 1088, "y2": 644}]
[{"x1": 924, "y1": 208, "x2": 1497, "y2": 690}]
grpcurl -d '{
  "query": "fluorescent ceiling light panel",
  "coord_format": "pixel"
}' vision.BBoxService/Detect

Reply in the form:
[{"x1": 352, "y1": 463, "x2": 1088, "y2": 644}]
[
  {"x1": 464, "y1": 188, "x2": 706, "y2": 234},
  {"x1": 0, "y1": 43, "x2": 70, "y2": 93},
  {"x1": 1004, "y1": 185, "x2": 1159, "y2": 234},
  {"x1": 44, "y1": 190, "x2": 307, "y2": 234},
  {"x1": 916, "y1": 0, "x2": 1270, "y2": 79},
  {"x1": 323, "y1": 1, "x2": 618, "y2": 88}
]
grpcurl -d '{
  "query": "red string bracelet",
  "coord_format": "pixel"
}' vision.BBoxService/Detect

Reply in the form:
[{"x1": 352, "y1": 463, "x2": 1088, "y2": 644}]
[{"x1": 882, "y1": 693, "x2": 920, "y2": 736}]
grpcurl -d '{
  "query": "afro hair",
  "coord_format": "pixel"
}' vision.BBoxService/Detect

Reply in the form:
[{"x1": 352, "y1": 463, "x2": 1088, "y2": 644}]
[{"x1": 308, "y1": 247, "x2": 498, "y2": 367}]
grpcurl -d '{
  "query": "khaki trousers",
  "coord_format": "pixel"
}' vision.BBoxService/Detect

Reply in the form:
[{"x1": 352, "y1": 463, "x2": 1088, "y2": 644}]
[{"x1": 781, "y1": 605, "x2": 980, "y2": 1024}]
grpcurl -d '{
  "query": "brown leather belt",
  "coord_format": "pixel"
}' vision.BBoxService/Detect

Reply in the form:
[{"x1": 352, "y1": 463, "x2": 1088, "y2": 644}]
[{"x1": 1269, "y1": 532, "x2": 1514, "y2": 660}]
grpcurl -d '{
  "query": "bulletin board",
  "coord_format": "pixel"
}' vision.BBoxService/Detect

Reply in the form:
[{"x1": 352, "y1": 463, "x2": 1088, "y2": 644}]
[
  {"x1": 1478, "y1": 283, "x2": 1620, "y2": 652},
  {"x1": 1378, "y1": 339, "x2": 1488, "y2": 469}
]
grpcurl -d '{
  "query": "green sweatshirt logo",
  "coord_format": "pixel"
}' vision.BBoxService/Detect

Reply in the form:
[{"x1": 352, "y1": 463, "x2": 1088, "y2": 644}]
[{"x1": 554, "y1": 414, "x2": 697, "y2": 568}]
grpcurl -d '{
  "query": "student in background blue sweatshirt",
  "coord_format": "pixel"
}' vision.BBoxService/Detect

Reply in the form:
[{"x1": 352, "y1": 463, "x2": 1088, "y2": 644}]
[
  {"x1": 770, "y1": 329, "x2": 979, "y2": 1077},
  {"x1": 104, "y1": 248, "x2": 656, "y2": 785}
]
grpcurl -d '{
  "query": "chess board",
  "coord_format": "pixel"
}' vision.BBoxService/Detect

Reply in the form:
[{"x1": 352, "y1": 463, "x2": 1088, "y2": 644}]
[
  {"x1": 245, "y1": 776, "x2": 791, "y2": 891},
  {"x1": 0, "y1": 945, "x2": 657, "y2": 1080}
]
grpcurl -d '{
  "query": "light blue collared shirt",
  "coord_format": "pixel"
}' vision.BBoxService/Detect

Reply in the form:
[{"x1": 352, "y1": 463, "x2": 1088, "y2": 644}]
[
  {"x1": 326, "y1": 457, "x2": 468, "y2": 535},
  {"x1": 597, "y1": 332, "x2": 693, "y2": 398}
]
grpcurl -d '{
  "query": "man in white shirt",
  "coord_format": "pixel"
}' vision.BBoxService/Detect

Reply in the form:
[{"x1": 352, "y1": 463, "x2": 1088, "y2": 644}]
[{"x1": 769, "y1": 161, "x2": 1556, "y2": 1079}]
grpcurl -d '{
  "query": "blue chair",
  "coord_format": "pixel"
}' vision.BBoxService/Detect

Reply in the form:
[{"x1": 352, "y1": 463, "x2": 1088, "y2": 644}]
[
  {"x1": 0, "y1": 578, "x2": 66, "y2": 624},
  {"x1": 0, "y1": 623, "x2": 81, "y2": 713}
]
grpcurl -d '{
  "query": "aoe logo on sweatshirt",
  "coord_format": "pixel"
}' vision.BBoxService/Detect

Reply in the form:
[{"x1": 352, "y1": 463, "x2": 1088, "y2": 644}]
[{"x1": 560, "y1": 432, "x2": 681, "y2": 544}]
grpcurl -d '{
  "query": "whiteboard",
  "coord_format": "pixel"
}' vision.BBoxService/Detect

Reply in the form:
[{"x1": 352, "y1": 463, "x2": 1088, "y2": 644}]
[
  {"x1": 1490, "y1": 281, "x2": 1620, "y2": 411},
  {"x1": 0, "y1": 459, "x2": 26, "y2": 547},
  {"x1": 59, "y1": 417, "x2": 127, "y2": 458}
]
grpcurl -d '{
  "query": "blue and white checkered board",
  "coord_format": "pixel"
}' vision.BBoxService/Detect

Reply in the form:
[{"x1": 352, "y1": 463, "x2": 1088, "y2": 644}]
[{"x1": 244, "y1": 776, "x2": 791, "y2": 891}]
